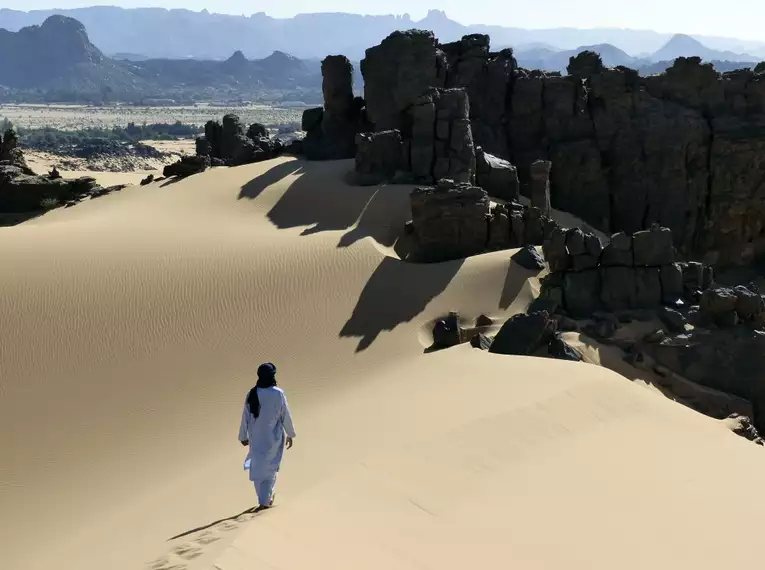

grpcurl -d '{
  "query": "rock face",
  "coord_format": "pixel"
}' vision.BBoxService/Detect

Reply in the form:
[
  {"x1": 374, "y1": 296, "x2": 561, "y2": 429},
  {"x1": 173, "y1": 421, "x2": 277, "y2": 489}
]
[
  {"x1": 644, "y1": 327, "x2": 765, "y2": 432},
  {"x1": 302, "y1": 55, "x2": 365, "y2": 160},
  {"x1": 195, "y1": 114, "x2": 284, "y2": 166},
  {"x1": 541, "y1": 225, "x2": 708, "y2": 317},
  {"x1": 529, "y1": 160, "x2": 552, "y2": 216},
  {"x1": 336, "y1": 30, "x2": 765, "y2": 265},
  {"x1": 354, "y1": 130, "x2": 404, "y2": 186},
  {"x1": 488, "y1": 311, "x2": 556, "y2": 356},
  {"x1": 0, "y1": 163, "x2": 101, "y2": 212},
  {"x1": 475, "y1": 147, "x2": 519, "y2": 201},
  {"x1": 408, "y1": 179, "x2": 561, "y2": 262},
  {"x1": 163, "y1": 155, "x2": 210, "y2": 179},
  {"x1": 409, "y1": 179, "x2": 490, "y2": 262}
]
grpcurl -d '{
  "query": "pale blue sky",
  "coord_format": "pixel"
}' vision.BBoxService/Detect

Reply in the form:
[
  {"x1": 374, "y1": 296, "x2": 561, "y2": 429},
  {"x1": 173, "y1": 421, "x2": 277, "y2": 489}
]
[{"x1": 3, "y1": 1, "x2": 764, "y2": 41}]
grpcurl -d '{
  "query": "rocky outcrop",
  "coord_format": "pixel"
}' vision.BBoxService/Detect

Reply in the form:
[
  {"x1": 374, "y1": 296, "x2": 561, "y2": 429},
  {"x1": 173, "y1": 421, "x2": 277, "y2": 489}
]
[
  {"x1": 195, "y1": 114, "x2": 284, "y2": 166},
  {"x1": 163, "y1": 155, "x2": 210, "y2": 179},
  {"x1": 475, "y1": 147, "x2": 519, "y2": 201},
  {"x1": 0, "y1": 129, "x2": 33, "y2": 173},
  {"x1": 354, "y1": 130, "x2": 405, "y2": 186},
  {"x1": 644, "y1": 326, "x2": 765, "y2": 433},
  {"x1": 541, "y1": 225, "x2": 710, "y2": 317},
  {"x1": 408, "y1": 179, "x2": 560, "y2": 262},
  {"x1": 0, "y1": 163, "x2": 101, "y2": 212},
  {"x1": 302, "y1": 55, "x2": 366, "y2": 160},
  {"x1": 327, "y1": 29, "x2": 765, "y2": 265}
]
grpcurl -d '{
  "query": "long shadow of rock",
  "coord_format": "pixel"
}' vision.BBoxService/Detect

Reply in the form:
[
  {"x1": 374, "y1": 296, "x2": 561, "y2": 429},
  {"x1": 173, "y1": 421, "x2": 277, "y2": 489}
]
[
  {"x1": 265, "y1": 160, "x2": 377, "y2": 235},
  {"x1": 337, "y1": 183, "x2": 413, "y2": 249},
  {"x1": 0, "y1": 211, "x2": 45, "y2": 227},
  {"x1": 340, "y1": 255, "x2": 465, "y2": 351},
  {"x1": 238, "y1": 160, "x2": 305, "y2": 201}
]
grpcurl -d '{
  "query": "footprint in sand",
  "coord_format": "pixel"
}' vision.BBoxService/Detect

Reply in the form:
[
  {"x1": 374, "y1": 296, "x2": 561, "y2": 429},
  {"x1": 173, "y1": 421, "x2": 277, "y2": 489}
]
[
  {"x1": 172, "y1": 543, "x2": 204, "y2": 560},
  {"x1": 149, "y1": 557, "x2": 186, "y2": 570},
  {"x1": 194, "y1": 531, "x2": 221, "y2": 545}
]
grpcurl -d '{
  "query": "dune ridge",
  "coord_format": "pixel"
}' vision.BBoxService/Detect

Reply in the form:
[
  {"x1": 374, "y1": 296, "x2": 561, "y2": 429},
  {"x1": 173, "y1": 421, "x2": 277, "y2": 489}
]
[{"x1": 1, "y1": 157, "x2": 764, "y2": 570}]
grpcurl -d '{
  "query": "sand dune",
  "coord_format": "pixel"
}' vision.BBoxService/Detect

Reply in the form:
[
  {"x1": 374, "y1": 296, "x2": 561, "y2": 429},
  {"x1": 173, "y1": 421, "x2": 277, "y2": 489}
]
[{"x1": 1, "y1": 157, "x2": 764, "y2": 570}]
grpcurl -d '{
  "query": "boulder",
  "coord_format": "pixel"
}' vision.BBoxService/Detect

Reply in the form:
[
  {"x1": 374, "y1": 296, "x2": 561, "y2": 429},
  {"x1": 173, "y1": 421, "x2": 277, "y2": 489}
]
[
  {"x1": 632, "y1": 225, "x2": 674, "y2": 266},
  {"x1": 475, "y1": 314, "x2": 494, "y2": 327},
  {"x1": 301, "y1": 107, "x2": 324, "y2": 132},
  {"x1": 140, "y1": 174, "x2": 154, "y2": 186},
  {"x1": 432, "y1": 312, "x2": 462, "y2": 349},
  {"x1": 163, "y1": 155, "x2": 210, "y2": 179},
  {"x1": 700, "y1": 287, "x2": 738, "y2": 318},
  {"x1": 354, "y1": 130, "x2": 404, "y2": 186},
  {"x1": 542, "y1": 226, "x2": 570, "y2": 272},
  {"x1": 247, "y1": 123, "x2": 268, "y2": 140},
  {"x1": 548, "y1": 333, "x2": 582, "y2": 361},
  {"x1": 488, "y1": 311, "x2": 556, "y2": 355},
  {"x1": 470, "y1": 333, "x2": 494, "y2": 350},
  {"x1": 733, "y1": 285, "x2": 765, "y2": 321},
  {"x1": 487, "y1": 205, "x2": 512, "y2": 250},
  {"x1": 511, "y1": 245, "x2": 545, "y2": 270},
  {"x1": 475, "y1": 147, "x2": 519, "y2": 201},
  {"x1": 633, "y1": 267, "x2": 662, "y2": 308},
  {"x1": 600, "y1": 232, "x2": 633, "y2": 266},
  {"x1": 409, "y1": 179, "x2": 490, "y2": 262},
  {"x1": 600, "y1": 266, "x2": 635, "y2": 312},
  {"x1": 657, "y1": 306, "x2": 688, "y2": 333},
  {"x1": 564, "y1": 270, "x2": 601, "y2": 317}
]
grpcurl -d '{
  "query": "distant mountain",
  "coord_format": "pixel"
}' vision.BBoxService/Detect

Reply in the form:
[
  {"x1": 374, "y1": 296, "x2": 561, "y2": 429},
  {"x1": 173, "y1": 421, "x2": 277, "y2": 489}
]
[
  {"x1": 515, "y1": 43, "x2": 647, "y2": 73},
  {"x1": 0, "y1": 16, "x2": 322, "y2": 101},
  {"x1": 652, "y1": 34, "x2": 758, "y2": 63},
  {"x1": 2, "y1": 6, "x2": 765, "y2": 61},
  {"x1": 0, "y1": 15, "x2": 138, "y2": 91}
]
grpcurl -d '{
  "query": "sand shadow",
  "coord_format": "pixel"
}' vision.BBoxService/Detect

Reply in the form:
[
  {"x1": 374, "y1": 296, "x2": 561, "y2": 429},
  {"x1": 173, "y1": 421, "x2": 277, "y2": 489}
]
[
  {"x1": 168, "y1": 506, "x2": 258, "y2": 541},
  {"x1": 340, "y1": 255, "x2": 465, "y2": 351},
  {"x1": 499, "y1": 264, "x2": 542, "y2": 310},
  {"x1": 238, "y1": 160, "x2": 305, "y2": 201},
  {"x1": 0, "y1": 211, "x2": 45, "y2": 227}
]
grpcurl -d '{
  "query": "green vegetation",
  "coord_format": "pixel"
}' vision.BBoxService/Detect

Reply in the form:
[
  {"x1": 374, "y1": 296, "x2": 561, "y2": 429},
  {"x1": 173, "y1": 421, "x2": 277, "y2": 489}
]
[{"x1": 16, "y1": 121, "x2": 202, "y2": 148}]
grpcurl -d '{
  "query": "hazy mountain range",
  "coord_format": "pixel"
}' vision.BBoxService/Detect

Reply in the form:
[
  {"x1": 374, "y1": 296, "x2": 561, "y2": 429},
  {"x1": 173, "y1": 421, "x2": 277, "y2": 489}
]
[
  {"x1": 0, "y1": 11, "x2": 761, "y2": 105},
  {"x1": 1, "y1": 6, "x2": 765, "y2": 62}
]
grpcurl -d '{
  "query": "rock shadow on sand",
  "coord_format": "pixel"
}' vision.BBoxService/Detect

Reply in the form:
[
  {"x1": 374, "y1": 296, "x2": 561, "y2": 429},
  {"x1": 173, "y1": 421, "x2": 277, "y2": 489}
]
[
  {"x1": 239, "y1": 159, "x2": 413, "y2": 247},
  {"x1": 341, "y1": 256, "x2": 464, "y2": 351}
]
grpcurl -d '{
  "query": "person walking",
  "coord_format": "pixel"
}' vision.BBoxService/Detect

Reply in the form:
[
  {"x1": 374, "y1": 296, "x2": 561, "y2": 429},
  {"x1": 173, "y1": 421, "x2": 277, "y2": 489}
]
[{"x1": 238, "y1": 362, "x2": 296, "y2": 511}]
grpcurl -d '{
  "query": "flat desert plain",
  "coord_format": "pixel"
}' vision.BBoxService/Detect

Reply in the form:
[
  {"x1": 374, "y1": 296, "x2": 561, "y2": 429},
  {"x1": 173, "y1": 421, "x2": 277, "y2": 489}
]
[{"x1": 2, "y1": 157, "x2": 765, "y2": 570}]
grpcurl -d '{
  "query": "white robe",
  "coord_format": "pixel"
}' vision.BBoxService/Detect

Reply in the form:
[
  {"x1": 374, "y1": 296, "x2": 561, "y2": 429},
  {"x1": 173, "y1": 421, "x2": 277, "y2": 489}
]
[{"x1": 238, "y1": 386, "x2": 296, "y2": 482}]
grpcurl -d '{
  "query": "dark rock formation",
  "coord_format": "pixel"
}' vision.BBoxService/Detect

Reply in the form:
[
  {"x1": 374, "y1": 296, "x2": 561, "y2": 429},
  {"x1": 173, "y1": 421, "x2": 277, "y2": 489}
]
[
  {"x1": 163, "y1": 155, "x2": 210, "y2": 179},
  {"x1": 0, "y1": 162, "x2": 102, "y2": 212},
  {"x1": 548, "y1": 333, "x2": 582, "y2": 361},
  {"x1": 48, "y1": 167, "x2": 62, "y2": 180},
  {"x1": 361, "y1": 30, "x2": 446, "y2": 132},
  {"x1": 488, "y1": 311, "x2": 556, "y2": 356},
  {"x1": 529, "y1": 160, "x2": 552, "y2": 216},
  {"x1": 657, "y1": 306, "x2": 688, "y2": 333},
  {"x1": 511, "y1": 245, "x2": 545, "y2": 270},
  {"x1": 196, "y1": 114, "x2": 284, "y2": 166},
  {"x1": 302, "y1": 55, "x2": 366, "y2": 160},
  {"x1": 343, "y1": 30, "x2": 765, "y2": 265},
  {"x1": 475, "y1": 147, "x2": 519, "y2": 201},
  {"x1": 409, "y1": 179, "x2": 490, "y2": 262},
  {"x1": 541, "y1": 225, "x2": 710, "y2": 317},
  {"x1": 355, "y1": 130, "x2": 404, "y2": 186},
  {"x1": 432, "y1": 312, "x2": 463, "y2": 349},
  {"x1": 470, "y1": 333, "x2": 494, "y2": 350},
  {"x1": 409, "y1": 180, "x2": 560, "y2": 262},
  {"x1": 140, "y1": 174, "x2": 154, "y2": 186},
  {"x1": 644, "y1": 327, "x2": 765, "y2": 432}
]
